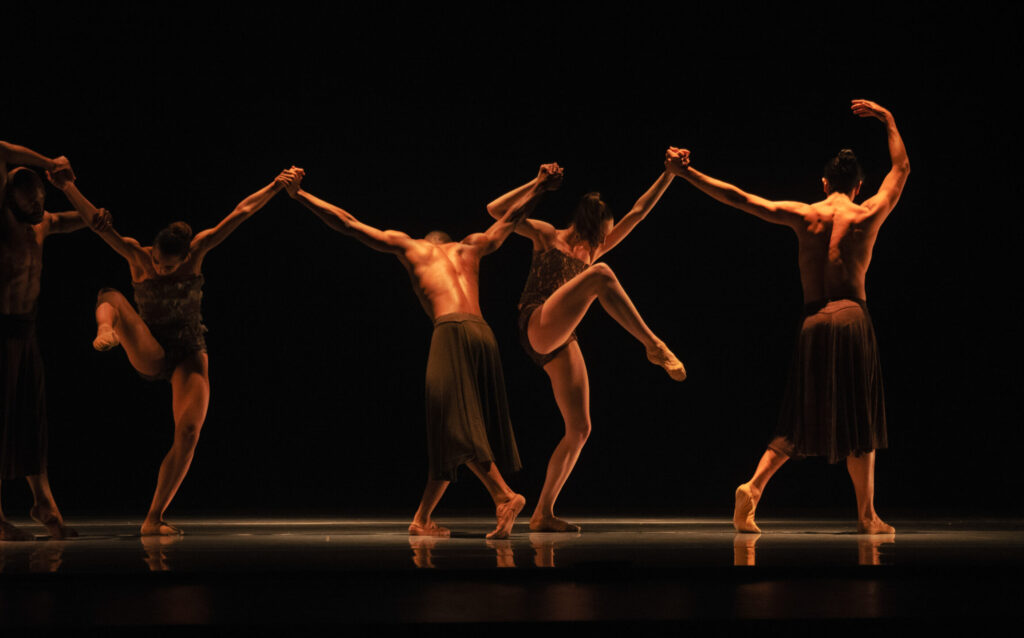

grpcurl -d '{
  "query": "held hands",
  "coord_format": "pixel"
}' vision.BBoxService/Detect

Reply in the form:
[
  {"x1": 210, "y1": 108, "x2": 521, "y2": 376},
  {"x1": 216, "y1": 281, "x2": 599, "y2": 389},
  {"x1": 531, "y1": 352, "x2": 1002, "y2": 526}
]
[
  {"x1": 536, "y1": 163, "x2": 564, "y2": 191},
  {"x1": 277, "y1": 166, "x2": 305, "y2": 198},
  {"x1": 664, "y1": 146, "x2": 691, "y2": 176},
  {"x1": 851, "y1": 99, "x2": 892, "y2": 123},
  {"x1": 91, "y1": 207, "x2": 113, "y2": 233},
  {"x1": 46, "y1": 156, "x2": 76, "y2": 190}
]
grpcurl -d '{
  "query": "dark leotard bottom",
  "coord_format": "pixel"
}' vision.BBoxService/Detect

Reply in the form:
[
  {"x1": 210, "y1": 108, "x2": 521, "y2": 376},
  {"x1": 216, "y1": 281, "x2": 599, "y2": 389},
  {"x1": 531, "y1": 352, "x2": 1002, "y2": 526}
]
[
  {"x1": 517, "y1": 303, "x2": 578, "y2": 369},
  {"x1": 773, "y1": 298, "x2": 888, "y2": 463}
]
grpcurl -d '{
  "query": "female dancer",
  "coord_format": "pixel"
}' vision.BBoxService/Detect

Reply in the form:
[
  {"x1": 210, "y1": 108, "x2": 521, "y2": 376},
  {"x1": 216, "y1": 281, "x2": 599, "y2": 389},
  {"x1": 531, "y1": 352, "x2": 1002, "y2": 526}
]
[
  {"x1": 487, "y1": 158, "x2": 685, "y2": 533},
  {"x1": 52, "y1": 167, "x2": 297, "y2": 535}
]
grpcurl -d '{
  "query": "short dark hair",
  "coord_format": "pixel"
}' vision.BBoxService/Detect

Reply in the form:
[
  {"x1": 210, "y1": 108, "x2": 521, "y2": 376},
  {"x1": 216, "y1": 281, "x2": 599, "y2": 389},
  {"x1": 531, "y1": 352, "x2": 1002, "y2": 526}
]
[
  {"x1": 154, "y1": 221, "x2": 193, "y2": 257},
  {"x1": 425, "y1": 230, "x2": 451, "y2": 244},
  {"x1": 6, "y1": 167, "x2": 44, "y2": 198},
  {"x1": 571, "y1": 192, "x2": 613, "y2": 248},
  {"x1": 823, "y1": 149, "x2": 864, "y2": 195}
]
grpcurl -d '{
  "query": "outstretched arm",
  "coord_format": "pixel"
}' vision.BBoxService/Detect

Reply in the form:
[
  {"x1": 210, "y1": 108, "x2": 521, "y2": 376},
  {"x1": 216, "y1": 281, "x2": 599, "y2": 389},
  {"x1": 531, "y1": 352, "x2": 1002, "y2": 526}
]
[
  {"x1": 284, "y1": 171, "x2": 414, "y2": 254},
  {"x1": 666, "y1": 147, "x2": 809, "y2": 227},
  {"x1": 594, "y1": 166, "x2": 675, "y2": 260},
  {"x1": 0, "y1": 140, "x2": 72, "y2": 199},
  {"x1": 853, "y1": 99, "x2": 910, "y2": 226},
  {"x1": 466, "y1": 175, "x2": 557, "y2": 255},
  {"x1": 190, "y1": 169, "x2": 294, "y2": 258},
  {"x1": 53, "y1": 175, "x2": 148, "y2": 267},
  {"x1": 484, "y1": 163, "x2": 563, "y2": 243}
]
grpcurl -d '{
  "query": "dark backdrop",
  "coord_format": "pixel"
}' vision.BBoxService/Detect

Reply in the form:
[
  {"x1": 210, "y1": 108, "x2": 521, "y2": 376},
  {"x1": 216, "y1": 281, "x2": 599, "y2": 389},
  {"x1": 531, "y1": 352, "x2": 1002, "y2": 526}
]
[{"x1": 3, "y1": 5, "x2": 1020, "y2": 519}]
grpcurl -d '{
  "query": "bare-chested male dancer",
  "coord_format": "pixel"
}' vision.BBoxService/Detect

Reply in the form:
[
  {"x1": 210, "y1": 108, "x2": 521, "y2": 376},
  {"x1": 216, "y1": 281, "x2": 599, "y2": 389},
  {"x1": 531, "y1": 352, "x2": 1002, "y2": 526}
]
[
  {"x1": 283, "y1": 164, "x2": 564, "y2": 539},
  {"x1": 0, "y1": 141, "x2": 103, "y2": 540},
  {"x1": 666, "y1": 99, "x2": 909, "y2": 534}
]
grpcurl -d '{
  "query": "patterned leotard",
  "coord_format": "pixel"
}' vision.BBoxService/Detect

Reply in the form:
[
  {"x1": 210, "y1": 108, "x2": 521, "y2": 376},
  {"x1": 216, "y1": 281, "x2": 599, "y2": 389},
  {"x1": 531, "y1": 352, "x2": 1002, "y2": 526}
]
[
  {"x1": 517, "y1": 248, "x2": 589, "y2": 368},
  {"x1": 132, "y1": 273, "x2": 208, "y2": 381}
]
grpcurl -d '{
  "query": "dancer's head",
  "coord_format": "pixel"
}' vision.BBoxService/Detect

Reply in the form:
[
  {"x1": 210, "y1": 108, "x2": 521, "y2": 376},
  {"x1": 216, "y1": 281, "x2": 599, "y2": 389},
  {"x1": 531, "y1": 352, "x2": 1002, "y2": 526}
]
[
  {"x1": 152, "y1": 221, "x2": 193, "y2": 275},
  {"x1": 822, "y1": 149, "x2": 864, "y2": 197},
  {"x1": 425, "y1": 230, "x2": 452, "y2": 245},
  {"x1": 570, "y1": 192, "x2": 613, "y2": 248},
  {"x1": 4, "y1": 167, "x2": 46, "y2": 224}
]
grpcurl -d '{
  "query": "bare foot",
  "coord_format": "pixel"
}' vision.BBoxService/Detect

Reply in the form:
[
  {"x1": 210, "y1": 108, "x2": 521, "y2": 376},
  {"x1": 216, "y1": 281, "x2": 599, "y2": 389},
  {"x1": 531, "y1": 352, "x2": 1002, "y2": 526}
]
[
  {"x1": 93, "y1": 324, "x2": 120, "y2": 351},
  {"x1": 0, "y1": 520, "x2": 34, "y2": 542},
  {"x1": 140, "y1": 520, "x2": 184, "y2": 536},
  {"x1": 646, "y1": 342, "x2": 686, "y2": 381},
  {"x1": 734, "y1": 483, "x2": 761, "y2": 533},
  {"x1": 858, "y1": 517, "x2": 895, "y2": 534},
  {"x1": 408, "y1": 521, "x2": 451, "y2": 537},
  {"x1": 30, "y1": 505, "x2": 78, "y2": 540},
  {"x1": 529, "y1": 515, "x2": 581, "y2": 533},
  {"x1": 487, "y1": 493, "x2": 525, "y2": 540}
]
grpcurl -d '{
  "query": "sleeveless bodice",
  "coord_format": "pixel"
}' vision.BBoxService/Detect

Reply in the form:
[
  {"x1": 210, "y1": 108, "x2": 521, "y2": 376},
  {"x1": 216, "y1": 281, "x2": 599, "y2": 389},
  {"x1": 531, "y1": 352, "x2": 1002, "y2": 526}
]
[
  {"x1": 132, "y1": 273, "x2": 206, "y2": 332},
  {"x1": 518, "y1": 248, "x2": 589, "y2": 308}
]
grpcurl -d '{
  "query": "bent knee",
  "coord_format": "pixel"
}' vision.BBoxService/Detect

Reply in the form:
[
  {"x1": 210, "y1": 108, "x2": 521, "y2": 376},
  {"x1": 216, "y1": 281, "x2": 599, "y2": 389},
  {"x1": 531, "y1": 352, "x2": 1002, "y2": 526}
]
[
  {"x1": 565, "y1": 421, "x2": 592, "y2": 444},
  {"x1": 96, "y1": 288, "x2": 126, "y2": 304},
  {"x1": 587, "y1": 262, "x2": 616, "y2": 282}
]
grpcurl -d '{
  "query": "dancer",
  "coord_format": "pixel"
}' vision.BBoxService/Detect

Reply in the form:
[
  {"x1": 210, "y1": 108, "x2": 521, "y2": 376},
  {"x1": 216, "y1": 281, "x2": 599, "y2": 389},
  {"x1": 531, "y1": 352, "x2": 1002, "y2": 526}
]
[
  {"x1": 53, "y1": 167, "x2": 298, "y2": 535},
  {"x1": 1, "y1": 141, "x2": 91, "y2": 540},
  {"x1": 486, "y1": 156, "x2": 686, "y2": 533},
  {"x1": 283, "y1": 165, "x2": 563, "y2": 539},
  {"x1": 666, "y1": 99, "x2": 909, "y2": 534}
]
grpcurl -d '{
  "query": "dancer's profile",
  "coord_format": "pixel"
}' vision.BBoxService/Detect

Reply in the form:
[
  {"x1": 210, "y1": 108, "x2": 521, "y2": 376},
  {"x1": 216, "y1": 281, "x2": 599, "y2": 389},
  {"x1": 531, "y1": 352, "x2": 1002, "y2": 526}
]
[
  {"x1": 666, "y1": 99, "x2": 909, "y2": 534},
  {"x1": 283, "y1": 165, "x2": 563, "y2": 539},
  {"x1": 486, "y1": 156, "x2": 685, "y2": 533},
  {"x1": 53, "y1": 167, "x2": 298, "y2": 536},
  {"x1": 0, "y1": 141, "x2": 92, "y2": 541}
]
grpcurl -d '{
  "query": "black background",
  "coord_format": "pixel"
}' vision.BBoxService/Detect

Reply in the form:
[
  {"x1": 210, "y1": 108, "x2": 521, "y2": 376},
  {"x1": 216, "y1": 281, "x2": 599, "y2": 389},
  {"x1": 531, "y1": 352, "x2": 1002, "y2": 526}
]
[{"x1": 2, "y1": 4, "x2": 1020, "y2": 520}]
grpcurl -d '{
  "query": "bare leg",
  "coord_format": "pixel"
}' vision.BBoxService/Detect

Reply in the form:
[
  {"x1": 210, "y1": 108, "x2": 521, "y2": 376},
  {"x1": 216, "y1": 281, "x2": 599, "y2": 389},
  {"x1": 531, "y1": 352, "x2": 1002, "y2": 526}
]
[
  {"x1": 26, "y1": 473, "x2": 77, "y2": 539},
  {"x1": 734, "y1": 437, "x2": 790, "y2": 533},
  {"x1": 528, "y1": 263, "x2": 685, "y2": 381},
  {"x1": 410, "y1": 479, "x2": 451, "y2": 537},
  {"x1": 0, "y1": 482, "x2": 33, "y2": 541},
  {"x1": 141, "y1": 353, "x2": 209, "y2": 536},
  {"x1": 94, "y1": 289, "x2": 165, "y2": 378},
  {"x1": 530, "y1": 343, "x2": 589, "y2": 533},
  {"x1": 465, "y1": 460, "x2": 525, "y2": 539},
  {"x1": 846, "y1": 451, "x2": 894, "y2": 534}
]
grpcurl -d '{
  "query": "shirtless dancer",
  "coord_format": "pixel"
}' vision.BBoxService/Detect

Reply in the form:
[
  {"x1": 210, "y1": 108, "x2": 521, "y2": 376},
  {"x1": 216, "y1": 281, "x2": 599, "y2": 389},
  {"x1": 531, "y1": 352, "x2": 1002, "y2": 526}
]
[
  {"x1": 667, "y1": 99, "x2": 909, "y2": 534},
  {"x1": 283, "y1": 164, "x2": 563, "y2": 539},
  {"x1": 0, "y1": 141, "x2": 103, "y2": 540}
]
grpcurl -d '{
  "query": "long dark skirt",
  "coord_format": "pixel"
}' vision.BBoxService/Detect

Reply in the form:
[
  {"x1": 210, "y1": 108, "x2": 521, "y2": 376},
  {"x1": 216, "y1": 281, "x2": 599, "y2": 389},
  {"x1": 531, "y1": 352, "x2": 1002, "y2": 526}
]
[
  {"x1": 774, "y1": 299, "x2": 888, "y2": 463},
  {"x1": 0, "y1": 314, "x2": 48, "y2": 480},
  {"x1": 425, "y1": 313, "x2": 521, "y2": 482}
]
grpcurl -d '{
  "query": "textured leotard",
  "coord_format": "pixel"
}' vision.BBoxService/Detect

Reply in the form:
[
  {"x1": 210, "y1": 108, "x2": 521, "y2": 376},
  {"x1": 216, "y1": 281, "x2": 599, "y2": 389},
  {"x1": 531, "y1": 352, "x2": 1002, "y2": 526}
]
[
  {"x1": 132, "y1": 273, "x2": 207, "y2": 380},
  {"x1": 517, "y1": 249, "x2": 589, "y2": 368}
]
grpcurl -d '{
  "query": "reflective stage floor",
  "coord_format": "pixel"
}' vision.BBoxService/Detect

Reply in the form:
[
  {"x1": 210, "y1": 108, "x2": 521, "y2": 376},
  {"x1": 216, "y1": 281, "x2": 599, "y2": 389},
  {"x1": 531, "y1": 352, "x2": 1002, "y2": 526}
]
[{"x1": 2, "y1": 516, "x2": 1022, "y2": 633}]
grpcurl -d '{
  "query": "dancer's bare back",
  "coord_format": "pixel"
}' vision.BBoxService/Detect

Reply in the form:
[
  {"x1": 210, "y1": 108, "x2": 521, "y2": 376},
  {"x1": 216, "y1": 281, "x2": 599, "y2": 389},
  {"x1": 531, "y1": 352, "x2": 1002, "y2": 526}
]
[{"x1": 668, "y1": 99, "x2": 909, "y2": 303}]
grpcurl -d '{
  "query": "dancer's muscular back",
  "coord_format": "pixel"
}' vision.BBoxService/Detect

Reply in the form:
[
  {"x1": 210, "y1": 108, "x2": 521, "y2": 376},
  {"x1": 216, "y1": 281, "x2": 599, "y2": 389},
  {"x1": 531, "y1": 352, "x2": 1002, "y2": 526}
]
[{"x1": 668, "y1": 99, "x2": 909, "y2": 303}]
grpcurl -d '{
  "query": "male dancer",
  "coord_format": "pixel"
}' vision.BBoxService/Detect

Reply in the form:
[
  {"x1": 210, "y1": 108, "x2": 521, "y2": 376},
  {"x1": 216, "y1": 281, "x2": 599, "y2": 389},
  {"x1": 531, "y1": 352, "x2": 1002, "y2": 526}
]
[
  {"x1": 283, "y1": 164, "x2": 563, "y2": 539},
  {"x1": 666, "y1": 99, "x2": 909, "y2": 534},
  {"x1": 0, "y1": 141, "x2": 103, "y2": 540}
]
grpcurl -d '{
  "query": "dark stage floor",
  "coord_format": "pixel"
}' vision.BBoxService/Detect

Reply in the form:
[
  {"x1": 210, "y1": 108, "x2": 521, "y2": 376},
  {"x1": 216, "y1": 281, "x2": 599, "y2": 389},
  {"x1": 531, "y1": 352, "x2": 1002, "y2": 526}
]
[{"x1": 1, "y1": 516, "x2": 1022, "y2": 632}]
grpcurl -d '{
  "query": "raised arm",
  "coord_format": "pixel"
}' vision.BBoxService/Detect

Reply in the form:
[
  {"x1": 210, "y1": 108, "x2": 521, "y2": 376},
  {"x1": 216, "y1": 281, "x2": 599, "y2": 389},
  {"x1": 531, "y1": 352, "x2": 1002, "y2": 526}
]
[
  {"x1": 0, "y1": 140, "x2": 71, "y2": 199},
  {"x1": 189, "y1": 169, "x2": 293, "y2": 258},
  {"x1": 666, "y1": 147, "x2": 810, "y2": 227},
  {"x1": 53, "y1": 175, "x2": 149, "y2": 268},
  {"x1": 852, "y1": 99, "x2": 910, "y2": 226},
  {"x1": 284, "y1": 171, "x2": 414, "y2": 254},
  {"x1": 594, "y1": 166, "x2": 675, "y2": 260},
  {"x1": 485, "y1": 163, "x2": 563, "y2": 243},
  {"x1": 465, "y1": 167, "x2": 562, "y2": 255}
]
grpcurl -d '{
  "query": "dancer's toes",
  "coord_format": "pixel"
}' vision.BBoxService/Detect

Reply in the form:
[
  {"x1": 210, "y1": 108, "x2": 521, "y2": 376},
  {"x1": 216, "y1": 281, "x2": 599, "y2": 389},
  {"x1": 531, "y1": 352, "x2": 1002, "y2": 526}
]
[
  {"x1": 0, "y1": 520, "x2": 34, "y2": 541},
  {"x1": 733, "y1": 483, "x2": 761, "y2": 533},
  {"x1": 30, "y1": 506, "x2": 77, "y2": 539},
  {"x1": 529, "y1": 515, "x2": 581, "y2": 533},
  {"x1": 647, "y1": 342, "x2": 686, "y2": 381},
  {"x1": 858, "y1": 518, "x2": 895, "y2": 534},
  {"x1": 487, "y1": 493, "x2": 525, "y2": 540},
  {"x1": 408, "y1": 521, "x2": 451, "y2": 537},
  {"x1": 141, "y1": 520, "x2": 184, "y2": 536},
  {"x1": 93, "y1": 325, "x2": 120, "y2": 351}
]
